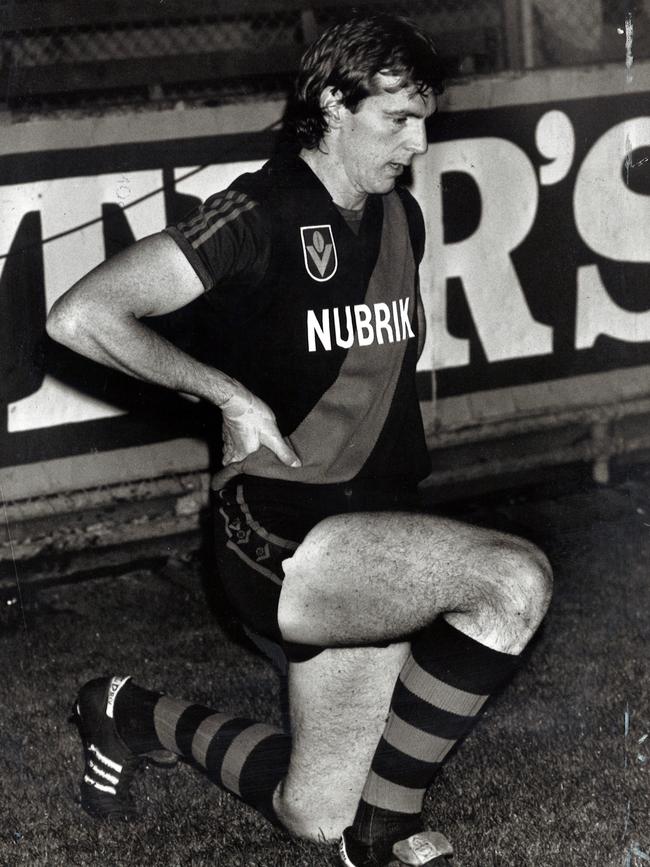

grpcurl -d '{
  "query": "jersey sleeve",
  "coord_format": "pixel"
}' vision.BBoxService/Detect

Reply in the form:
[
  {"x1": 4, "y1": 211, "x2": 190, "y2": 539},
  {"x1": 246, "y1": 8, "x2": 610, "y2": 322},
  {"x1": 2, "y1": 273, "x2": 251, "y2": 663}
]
[{"x1": 164, "y1": 188, "x2": 271, "y2": 297}]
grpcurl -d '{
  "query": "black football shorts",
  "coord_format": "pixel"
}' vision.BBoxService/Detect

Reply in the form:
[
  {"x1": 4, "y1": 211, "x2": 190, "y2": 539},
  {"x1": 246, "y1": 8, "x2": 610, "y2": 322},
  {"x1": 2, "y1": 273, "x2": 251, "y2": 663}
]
[{"x1": 212, "y1": 474, "x2": 419, "y2": 670}]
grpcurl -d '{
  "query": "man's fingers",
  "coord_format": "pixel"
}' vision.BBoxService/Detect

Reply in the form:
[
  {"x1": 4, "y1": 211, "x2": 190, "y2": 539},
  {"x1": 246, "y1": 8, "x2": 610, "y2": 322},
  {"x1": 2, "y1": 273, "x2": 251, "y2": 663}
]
[
  {"x1": 263, "y1": 431, "x2": 301, "y2": 468},
  {"x1": 212, "y1": 462, "x2": 242, "y2": 490},
  {"x1": 223, "y1": 446, "x2": 246, "y2": 464}
]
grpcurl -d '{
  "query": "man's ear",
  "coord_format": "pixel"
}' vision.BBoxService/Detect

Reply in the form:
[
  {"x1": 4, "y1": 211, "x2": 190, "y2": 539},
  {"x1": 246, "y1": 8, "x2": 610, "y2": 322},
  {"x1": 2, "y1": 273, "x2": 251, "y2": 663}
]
[{"x1": 320, "y1": 87, "x2": 343, "y2": 128}]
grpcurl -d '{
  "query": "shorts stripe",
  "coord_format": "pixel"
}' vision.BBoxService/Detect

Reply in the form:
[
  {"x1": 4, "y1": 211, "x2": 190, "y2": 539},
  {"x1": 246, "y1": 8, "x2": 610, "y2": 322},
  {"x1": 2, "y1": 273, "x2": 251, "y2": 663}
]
[
  {"x1": 225, "y1": 540, "x2": 283, "y2": 586},
  {"x1": 235, "y1": 485, "x2": 299, "y2": 550},
  {"x1": 218, "y1": 505, "x2": 237, "y2": 541}
]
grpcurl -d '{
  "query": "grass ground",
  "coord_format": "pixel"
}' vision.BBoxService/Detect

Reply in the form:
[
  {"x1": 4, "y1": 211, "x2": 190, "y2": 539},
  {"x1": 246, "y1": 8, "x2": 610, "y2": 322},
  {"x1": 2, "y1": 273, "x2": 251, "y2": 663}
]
[{"x1": 1, "y1": 470, "x2": 649, "y2": 867}]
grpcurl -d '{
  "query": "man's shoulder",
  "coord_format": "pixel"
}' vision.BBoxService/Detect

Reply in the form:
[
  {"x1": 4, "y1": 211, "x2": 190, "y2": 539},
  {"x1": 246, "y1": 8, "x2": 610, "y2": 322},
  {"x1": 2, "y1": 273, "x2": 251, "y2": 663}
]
[
  {"x1": 185, "y1": 161, "x2": 282, "y2": 250},
  {"x1": 226, "y1": 155, "x2": 306, "y2": 207},
  {"x1": 225, "y1": 160, "x2": 272, "y2": 205}
]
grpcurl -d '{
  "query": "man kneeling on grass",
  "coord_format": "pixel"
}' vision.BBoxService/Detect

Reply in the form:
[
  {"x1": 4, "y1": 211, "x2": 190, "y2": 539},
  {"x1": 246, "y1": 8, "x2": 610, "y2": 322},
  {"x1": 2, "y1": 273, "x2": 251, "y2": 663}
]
[{"x1": 48, "y1": 12, "x2": 552, "y2": 866}]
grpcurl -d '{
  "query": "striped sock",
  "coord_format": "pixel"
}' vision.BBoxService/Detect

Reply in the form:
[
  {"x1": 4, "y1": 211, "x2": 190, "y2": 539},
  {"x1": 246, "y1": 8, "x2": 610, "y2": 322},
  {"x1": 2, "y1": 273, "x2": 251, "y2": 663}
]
[
  {"x1": 351, "y1": 617, "x2": 521, "y2": 845},
  {"x1": 114, "y1": 683, "x2": 290, "y2": 821}
]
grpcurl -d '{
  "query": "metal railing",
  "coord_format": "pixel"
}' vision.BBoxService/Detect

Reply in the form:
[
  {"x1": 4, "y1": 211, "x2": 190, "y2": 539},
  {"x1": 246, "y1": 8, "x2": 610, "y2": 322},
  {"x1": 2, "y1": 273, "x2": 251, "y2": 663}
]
[
  {"x1": 1, "y1": 1, "x2": 643, "y2": 109},
  {"x1": 0, "y1": 0, "x2": 515, "y2": 109}
]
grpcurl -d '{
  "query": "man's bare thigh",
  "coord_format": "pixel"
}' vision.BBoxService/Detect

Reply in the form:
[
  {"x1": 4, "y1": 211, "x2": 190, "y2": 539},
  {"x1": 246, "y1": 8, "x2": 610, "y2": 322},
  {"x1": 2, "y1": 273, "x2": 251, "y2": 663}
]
[{"x1": 278, "y1": 510, "x2": 550, "y2": 646}]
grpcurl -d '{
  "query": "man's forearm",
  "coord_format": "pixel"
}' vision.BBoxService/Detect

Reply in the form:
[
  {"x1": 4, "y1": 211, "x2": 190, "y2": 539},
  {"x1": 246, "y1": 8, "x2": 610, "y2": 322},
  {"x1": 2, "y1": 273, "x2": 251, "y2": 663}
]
[
  {"x1": 47, "y1": 294, "x2": 301, "y2": 473},
  {"x1": 45, "y1": 232, "x2": 244, "y2": 408},
  {"x1": 46, "y1": 301, "x2": 239, "y2": 408}
]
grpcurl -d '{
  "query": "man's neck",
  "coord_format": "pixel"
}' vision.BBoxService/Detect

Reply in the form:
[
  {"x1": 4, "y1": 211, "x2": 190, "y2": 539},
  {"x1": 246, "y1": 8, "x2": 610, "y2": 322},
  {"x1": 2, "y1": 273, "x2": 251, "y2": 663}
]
[{"x1": 299, "y1": 147, "x2": 367, "y2": 212}]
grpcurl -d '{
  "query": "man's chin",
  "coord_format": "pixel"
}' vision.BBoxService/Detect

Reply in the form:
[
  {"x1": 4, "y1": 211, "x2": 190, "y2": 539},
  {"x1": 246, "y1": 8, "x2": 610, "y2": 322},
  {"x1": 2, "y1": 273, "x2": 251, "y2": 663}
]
[{"x1": 375, "y1": 178, "x2": 397, "y2": 194}]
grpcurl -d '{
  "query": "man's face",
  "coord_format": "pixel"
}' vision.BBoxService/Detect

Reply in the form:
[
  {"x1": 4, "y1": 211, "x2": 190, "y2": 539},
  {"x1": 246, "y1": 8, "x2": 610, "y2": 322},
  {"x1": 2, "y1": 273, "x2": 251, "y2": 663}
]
[{"x1": 334, "y1": 74, "x2": 436, "y2": 199}]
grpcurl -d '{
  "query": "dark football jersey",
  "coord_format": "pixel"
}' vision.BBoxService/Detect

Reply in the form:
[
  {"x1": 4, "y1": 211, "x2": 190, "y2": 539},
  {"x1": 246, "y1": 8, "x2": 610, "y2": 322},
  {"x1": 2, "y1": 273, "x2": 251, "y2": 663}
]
[{"x1": 165, "y1": 155, "x2": 430, "y2": 486}]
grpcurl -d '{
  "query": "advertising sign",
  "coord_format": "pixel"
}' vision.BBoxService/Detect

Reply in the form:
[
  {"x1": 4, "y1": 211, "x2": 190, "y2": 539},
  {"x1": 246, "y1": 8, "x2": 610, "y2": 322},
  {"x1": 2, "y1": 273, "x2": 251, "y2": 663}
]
[{"x1": 1, "y1": 65, "x2": 649, "y2": 484}]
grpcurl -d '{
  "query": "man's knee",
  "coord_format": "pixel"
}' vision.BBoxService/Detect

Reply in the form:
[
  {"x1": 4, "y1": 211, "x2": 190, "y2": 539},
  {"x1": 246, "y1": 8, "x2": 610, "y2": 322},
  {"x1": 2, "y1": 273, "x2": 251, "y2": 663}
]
[
  {"x1": 484, "y1": 536, "x2": 553, "y2": 636},
  {"x1": 507, "y1": 538, "x2": 553, "y2": 622},
  {"x1": 447, "y1": 535, "x2": 552, "y2": 655},
  {"x1": 274, "y1": 782, "x2": 351, "y2": 842}
]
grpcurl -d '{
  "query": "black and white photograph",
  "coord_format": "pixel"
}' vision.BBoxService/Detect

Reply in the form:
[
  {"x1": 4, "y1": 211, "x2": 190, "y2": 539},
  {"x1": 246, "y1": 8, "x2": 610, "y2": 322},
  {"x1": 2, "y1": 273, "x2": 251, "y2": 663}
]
[{"x1": 1, "y1": 1, "x2": 649, "y2": 865}]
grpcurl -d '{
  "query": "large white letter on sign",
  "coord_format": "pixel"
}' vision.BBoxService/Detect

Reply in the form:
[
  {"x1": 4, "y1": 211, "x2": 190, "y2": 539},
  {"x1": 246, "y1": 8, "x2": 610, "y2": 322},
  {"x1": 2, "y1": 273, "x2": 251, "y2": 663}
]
[
  {"x1": 418, "y1": 137, "x2": 552, "y2": 369},
  {"x1": 8, "y1": 170, "x2": 164, "y2": 432},
  {"x1": 576, "y1": 265, "x2": 650, "y2": 349},
  {"x1": 574, "y1": 118, "x2": 650, "y2": 348},
  {"x1": 574, "y1": 118, "x2": 650, "y2": 263}
]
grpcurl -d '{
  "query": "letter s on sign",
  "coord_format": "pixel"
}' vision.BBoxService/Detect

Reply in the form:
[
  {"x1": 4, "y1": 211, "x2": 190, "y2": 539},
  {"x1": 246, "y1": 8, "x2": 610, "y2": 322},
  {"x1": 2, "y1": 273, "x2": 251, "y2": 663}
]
[
  {"x1": 574, "y1": 118, "x2": 650, "y2": 349},
  {"x1": 574, "y1": 117, "x2": 650, "y2": 263}
]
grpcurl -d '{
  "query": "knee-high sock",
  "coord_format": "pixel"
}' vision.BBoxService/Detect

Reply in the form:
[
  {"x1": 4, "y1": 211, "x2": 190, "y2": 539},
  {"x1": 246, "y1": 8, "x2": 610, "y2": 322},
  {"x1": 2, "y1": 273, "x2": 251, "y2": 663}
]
[
  {"x1": 113, "y1": 681, "x2": 291, "y2": 821},
  {"x1": 351, "y1": 617, "x2": 521, "y2": 845}
]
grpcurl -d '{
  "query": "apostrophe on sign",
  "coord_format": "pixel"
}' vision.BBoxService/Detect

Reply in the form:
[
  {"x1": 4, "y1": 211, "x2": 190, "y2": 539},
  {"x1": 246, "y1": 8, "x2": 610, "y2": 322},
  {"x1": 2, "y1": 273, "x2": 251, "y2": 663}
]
[{"x1": 535, "y1": 110, "x2": 575, "y2": 186}]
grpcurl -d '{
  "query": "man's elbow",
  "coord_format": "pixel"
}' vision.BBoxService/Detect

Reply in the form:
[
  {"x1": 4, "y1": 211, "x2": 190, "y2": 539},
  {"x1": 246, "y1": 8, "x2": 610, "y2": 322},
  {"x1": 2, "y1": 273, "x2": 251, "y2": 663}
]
[{"x1": 46, "y1": 294, "x2": 84, "y2": 348}]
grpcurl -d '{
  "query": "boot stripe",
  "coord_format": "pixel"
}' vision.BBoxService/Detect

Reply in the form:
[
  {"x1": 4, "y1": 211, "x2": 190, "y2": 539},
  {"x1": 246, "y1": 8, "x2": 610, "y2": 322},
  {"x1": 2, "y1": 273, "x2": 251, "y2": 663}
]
[
  {"x1": 89, "y1": 743, "x2": 123, "y2": 774},
  {"x1": 88, "y1": 759, "x2": 119, "y2": 786},
  {"x1": 84, "y1": 774, "x2": 117, "y2": 795}
]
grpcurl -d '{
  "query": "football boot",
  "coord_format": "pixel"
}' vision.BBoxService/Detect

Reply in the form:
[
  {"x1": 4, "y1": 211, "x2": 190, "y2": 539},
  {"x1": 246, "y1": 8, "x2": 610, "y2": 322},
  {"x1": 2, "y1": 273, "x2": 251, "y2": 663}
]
[
  {"x1": 339, "y1": 827, "x2": 454, "y2": 866},
  {"x1": 70, "y1": 676, "x2": 145, "y2": 820}
]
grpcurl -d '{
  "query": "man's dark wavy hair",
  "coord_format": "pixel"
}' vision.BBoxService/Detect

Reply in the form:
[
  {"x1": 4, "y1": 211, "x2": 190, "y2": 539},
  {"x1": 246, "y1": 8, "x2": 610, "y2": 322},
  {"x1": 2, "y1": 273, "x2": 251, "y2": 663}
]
[{"x1": 286, "y1": 13, "x2": 445, "y2": 150}]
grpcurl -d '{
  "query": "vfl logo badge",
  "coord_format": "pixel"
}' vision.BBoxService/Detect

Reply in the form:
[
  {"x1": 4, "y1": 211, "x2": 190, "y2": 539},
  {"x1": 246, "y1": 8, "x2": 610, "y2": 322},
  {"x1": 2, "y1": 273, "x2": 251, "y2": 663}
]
[{"x1": 300, "y1": 224, "x2": 338, "y2": 282}]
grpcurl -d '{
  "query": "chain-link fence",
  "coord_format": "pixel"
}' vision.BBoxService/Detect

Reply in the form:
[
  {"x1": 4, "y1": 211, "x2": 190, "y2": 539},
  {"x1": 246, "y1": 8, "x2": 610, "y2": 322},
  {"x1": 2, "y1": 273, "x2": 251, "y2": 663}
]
[
  {"x1": 527, "y1": 0, "x2": 649, "y2": 68},
  {"x1": 0, "y1": 0, "x2": 646, "y2": 110}
]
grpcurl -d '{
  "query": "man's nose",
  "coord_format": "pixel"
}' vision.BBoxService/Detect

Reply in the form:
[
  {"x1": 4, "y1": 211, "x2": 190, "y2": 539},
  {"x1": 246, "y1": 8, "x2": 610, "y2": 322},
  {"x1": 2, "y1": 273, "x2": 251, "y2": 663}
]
[{"x1": 407, "y1": 121, "x2": 428, "y2": 155}]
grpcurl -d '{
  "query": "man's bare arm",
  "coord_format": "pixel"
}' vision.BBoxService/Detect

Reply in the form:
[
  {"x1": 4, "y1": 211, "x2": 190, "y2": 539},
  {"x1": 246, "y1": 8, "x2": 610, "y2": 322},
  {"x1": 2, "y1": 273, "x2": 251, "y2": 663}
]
[
  {"x1": 47, "y1": 233, "x2": 233, "y2": 399},
  {"x1": 46, "y1": 232, "x2": 300, "y2": 469}
]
